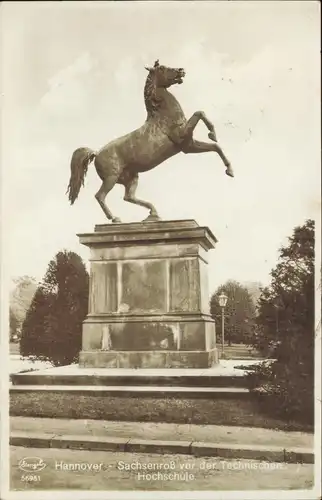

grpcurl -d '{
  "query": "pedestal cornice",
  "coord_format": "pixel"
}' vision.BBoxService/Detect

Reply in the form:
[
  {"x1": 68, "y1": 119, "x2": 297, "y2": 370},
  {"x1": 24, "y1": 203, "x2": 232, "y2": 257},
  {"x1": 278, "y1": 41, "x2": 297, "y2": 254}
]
[{"x1": 77, "y1": 219, "x2": 217, "y2": 251}]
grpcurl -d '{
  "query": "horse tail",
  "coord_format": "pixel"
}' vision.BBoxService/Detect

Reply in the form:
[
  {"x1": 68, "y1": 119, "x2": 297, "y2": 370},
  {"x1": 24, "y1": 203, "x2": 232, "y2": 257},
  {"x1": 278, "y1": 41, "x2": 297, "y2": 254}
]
[{"x1": 66, "y1": 147, "x2": 96, "y2": 205}]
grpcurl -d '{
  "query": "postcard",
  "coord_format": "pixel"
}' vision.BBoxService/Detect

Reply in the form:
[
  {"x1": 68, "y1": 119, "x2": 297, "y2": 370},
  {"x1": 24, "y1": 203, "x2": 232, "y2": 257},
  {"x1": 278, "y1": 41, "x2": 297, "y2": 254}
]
[{"x1": 1, "y1": 1, "x2": 320, "y2": 499}]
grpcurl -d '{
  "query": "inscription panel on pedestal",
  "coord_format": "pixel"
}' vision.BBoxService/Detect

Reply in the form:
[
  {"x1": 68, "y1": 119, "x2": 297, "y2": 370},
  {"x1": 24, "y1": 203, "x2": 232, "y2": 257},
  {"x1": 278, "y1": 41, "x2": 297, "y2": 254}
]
[
  {"x1": 121, "y1": 260, "x2": 167, "y2": 313},
  {"x1": 169, "y1": 258, "x2": 200, "y2": 312},
  {"x1": 109, "y1": 322, "x2": 176, "y2": 351},
  {"x1": 199, "y1": 259, "x2": 211, "y2": 314},
  {"x1": 89, "y1": 262, "x2": 117, "y2": 313}
]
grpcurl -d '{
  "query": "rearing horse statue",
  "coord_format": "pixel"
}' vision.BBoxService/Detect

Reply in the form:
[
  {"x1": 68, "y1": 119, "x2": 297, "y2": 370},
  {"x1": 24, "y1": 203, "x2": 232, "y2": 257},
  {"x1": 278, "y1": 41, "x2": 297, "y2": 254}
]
[{"x1": 67, "y1": 60, "x2": 234, "y2": 222}]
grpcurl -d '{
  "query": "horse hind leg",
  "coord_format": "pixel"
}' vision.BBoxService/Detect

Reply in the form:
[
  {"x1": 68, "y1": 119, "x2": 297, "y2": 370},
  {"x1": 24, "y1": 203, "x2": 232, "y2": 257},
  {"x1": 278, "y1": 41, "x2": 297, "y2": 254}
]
[
  {"x1": 123, "y1": 173, "x2": 160, "y2": 221},
  {"x1": 95, "y1": 176, "x2": 121, "y2": 223}
]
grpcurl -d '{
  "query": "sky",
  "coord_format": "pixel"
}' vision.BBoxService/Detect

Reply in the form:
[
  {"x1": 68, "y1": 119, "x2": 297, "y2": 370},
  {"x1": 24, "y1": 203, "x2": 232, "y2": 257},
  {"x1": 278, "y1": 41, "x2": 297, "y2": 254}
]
[{"x1": 1, "y1": 1, "x2": 320, "y2": 295}]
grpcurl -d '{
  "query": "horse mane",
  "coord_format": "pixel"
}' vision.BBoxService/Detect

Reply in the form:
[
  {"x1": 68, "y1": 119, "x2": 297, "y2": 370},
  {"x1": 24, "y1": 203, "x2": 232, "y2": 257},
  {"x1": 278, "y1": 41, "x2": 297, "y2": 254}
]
[{"x1": 144, "y1": 72, "x2": 162, "y2": 117}]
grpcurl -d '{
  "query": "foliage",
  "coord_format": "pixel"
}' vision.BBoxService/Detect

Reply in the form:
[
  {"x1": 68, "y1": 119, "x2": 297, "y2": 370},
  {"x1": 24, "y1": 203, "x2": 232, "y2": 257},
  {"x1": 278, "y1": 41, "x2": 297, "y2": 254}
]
[
  {"x1": 248, "y1": 219, "x2": 315, "y2": 424},
  {"x1": 210, "y1": 280, "x2": 257, "y2": 345},
  {"x1": 243, "y1": 281, "x2": 263, "y2": 311},
  {"x1": 10, "y1": 276, "x2": 37, "y2": 339},
  {"x1": 10, "y1": 307, "x2": 19, "y2": 342},
  {"x1": 20, "y1": 251, "x2": 89, "y2": 366}
]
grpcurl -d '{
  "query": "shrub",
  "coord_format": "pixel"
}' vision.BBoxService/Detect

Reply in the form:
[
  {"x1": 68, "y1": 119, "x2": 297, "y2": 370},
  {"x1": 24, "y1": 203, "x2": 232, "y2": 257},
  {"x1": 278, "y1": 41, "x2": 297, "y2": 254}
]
[{"x1": 248, "y1": 220, "x2": 315, "y2": 425}]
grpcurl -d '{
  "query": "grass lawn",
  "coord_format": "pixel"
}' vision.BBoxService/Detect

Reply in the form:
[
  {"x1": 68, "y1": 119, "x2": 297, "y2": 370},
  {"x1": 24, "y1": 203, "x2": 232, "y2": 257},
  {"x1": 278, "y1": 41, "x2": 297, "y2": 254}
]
[
  {"x1": 10, "y1": 393, "x2": 313, "y2": 432},
  {"x1": 10, "y1": 446, "x2": 314, "y2": 491}
]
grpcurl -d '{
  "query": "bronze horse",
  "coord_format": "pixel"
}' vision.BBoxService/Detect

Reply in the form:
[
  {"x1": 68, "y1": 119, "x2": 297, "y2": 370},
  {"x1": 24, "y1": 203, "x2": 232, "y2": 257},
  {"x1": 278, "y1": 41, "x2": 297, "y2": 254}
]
[{"x1": 67, "y1": 60, "x2": 233, "y2": 222}]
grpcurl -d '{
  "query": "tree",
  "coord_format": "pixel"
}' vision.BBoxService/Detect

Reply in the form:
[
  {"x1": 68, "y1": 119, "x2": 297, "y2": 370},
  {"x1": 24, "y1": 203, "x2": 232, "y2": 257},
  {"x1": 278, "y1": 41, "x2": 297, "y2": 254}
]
[
  {"x1": 9, "y1": 307, "x2": 19, "y2": 342},
  {"x1": 20, "y1": 287, "x2": 55, "y2": 359},
  {"x1": 210, "y1": 280, "x2": 257, "y2": 345},
  {"x1": 248, "y1": 219, "x2": 315, "y2": 424},
  {"x1": 243, "y1": 281, "x2": 263, "y2": 311},
  {"x1": 20, "y1": 250, "x2": 89, "y2": 366},
  {"x1": 10, "y1": 276, "x2": 37, "y2": 340},
  {"x1": 254, "y1": 219, "x2": 314, "y2": 356}
]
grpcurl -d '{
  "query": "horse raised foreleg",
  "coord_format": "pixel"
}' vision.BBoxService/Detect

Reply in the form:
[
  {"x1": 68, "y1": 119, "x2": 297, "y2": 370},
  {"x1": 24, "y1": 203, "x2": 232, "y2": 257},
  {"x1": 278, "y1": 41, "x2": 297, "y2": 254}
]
[
  {"x1": 182, "y1": 111, "x2": 218, "y2": 142},
  {"x1": 124, "y1": 174, "x2": 161, "y2": 221},
  {"x1": 95, "y1": 177, "x2": 121, "y2": 223},
  {"x1": 182, "y1": 139, "x2": 234, "y2": 177}
]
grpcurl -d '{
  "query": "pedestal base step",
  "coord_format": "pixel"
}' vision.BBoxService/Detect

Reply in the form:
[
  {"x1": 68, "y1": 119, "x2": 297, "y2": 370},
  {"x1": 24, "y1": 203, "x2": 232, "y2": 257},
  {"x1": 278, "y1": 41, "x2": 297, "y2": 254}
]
[
  {"x1": 10, "y1": 361, "x2": 252, "y2": 388},
  {"x1": 79, "y1": 349, "x2": 218, "y2": 369},
  {"x1": 11, "y1": 372, "x2": 247, "y2": 388},
  {"x1": 10, "y1": 385, "x2": 250, "y2": 399}
]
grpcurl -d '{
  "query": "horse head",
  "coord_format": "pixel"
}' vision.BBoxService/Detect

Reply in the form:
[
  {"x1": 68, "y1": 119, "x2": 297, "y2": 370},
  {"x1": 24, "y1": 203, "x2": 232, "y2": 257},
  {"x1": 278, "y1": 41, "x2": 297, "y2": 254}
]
[{"x1": 145, "y1": 60, "x2": 185, "y2": 88}]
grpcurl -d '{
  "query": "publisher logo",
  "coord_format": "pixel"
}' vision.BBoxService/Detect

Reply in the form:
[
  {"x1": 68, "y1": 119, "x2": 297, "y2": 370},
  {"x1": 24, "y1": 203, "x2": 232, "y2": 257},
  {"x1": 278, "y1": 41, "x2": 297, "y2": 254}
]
[{"x1": 18, "y1": 457, "x2": 47, "y2": 472}]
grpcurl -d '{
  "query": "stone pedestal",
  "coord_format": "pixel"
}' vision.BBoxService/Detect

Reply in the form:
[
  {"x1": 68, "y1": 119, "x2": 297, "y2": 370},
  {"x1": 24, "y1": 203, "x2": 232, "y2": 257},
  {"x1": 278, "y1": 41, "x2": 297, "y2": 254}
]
[{"x1": 78, "y1": 220, "x2": 218, "y2": 369}]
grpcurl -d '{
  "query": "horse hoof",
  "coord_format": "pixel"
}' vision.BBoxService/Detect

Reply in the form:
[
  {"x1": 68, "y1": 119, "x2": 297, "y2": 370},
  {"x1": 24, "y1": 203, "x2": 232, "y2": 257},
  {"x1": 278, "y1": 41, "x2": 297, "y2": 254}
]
[
  {"x1": 208, "y1": 132, "x2": 217, "y2": 142},
  {"x1": 143, "y1": 214, "x2": 161, "y2": 222},
  {"x1": 112, "y1": 217, "x2": 122, "y2": 223},
  {"x1": 225, "y1": 166, "x2": 234, "y2": 178}
]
